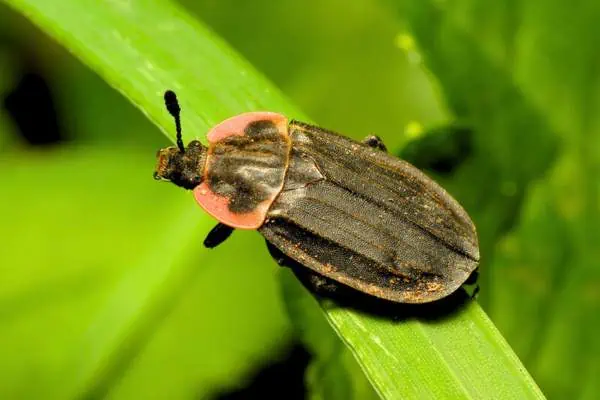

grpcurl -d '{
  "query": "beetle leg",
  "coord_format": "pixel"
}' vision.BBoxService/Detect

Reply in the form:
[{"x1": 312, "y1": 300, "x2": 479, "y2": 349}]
[
  {"x1": 465, "y1": 267, "x2": 479, "y2": 285},
  {"x1": 291, "y1": 266, "x2": 340, "y2": 296},
  {"x1": 362, "y1": 135, "x2": 387, "y2": 152},
  {"x1": 203, "y1": 223, "x2": 234, "y2": 248},
  {"x1": 265, "y1": 240, "x2": 288, "y2": 266},
  {"x1": 471, "y1": 284, "x2": 480, "y2": 299},
  {"x1": 264, "y1": 240, "x2": 340, "y2": 295},
  {"x1": 464, "y1": 267, "x2": 480, "y2": 299}
]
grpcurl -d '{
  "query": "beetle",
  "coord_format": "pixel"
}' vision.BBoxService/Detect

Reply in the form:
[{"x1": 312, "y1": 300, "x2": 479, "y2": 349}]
[{"x1": 154, "y1": 91, "x2": 479, "y2": 303}]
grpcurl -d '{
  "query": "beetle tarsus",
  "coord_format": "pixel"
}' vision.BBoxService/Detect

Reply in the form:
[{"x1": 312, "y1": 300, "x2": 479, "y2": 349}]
[
  {"x1": 464, "y1": 267, "x2": 480, "y2": 300},
  {"x1": 470, "y1": 284, "x2": 480, "y2": 299},
  {"x1": 362, "y1": 135, "x2": 387, "y2": 152},
  {"x1": 204, "y1": 223, "x2": 234, "y2": 248}
]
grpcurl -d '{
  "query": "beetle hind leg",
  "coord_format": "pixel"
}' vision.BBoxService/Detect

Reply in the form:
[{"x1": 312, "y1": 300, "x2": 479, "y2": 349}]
[
  {"x1": 464, "y1": 267, "x2": 480, "y2": 299},
  {"x1": 362, "y1": 135, "x2": 387, "y2": 152},
  {"x1": 465, "y1": 267, "x2": 479, "y2": 285}
]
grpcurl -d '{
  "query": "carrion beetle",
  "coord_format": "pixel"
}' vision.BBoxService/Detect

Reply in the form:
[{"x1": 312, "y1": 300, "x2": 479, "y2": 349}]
[{"x1": 154, "y1": 91, "x2": 479, "y2": 304}]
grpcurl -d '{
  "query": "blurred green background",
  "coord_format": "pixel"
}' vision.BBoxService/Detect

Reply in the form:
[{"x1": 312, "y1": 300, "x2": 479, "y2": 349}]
[{"x1": 0, "y1": 0, "x2": 599, "y2": 399}]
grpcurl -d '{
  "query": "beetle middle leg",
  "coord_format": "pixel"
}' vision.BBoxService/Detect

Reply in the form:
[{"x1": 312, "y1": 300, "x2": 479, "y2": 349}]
[
  {"x1": 362, "y1": 135, "x2": 387, "y2": 152},
  {"x1": 291, "y1": 266, "x2": 341, "y2": 296},
  {"x1": 265, "y1": 240, "x2": 340, "y2": 295},
  {"x1": 204, "y1": 223, "x2": 234, "y2": 248},
  {"x1": 265, "y1": 240, "x2": 289, "y2": 266}
]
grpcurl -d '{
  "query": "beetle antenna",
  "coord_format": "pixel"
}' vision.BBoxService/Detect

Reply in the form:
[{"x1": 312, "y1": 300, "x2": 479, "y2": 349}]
[{"x1": 164, "y1": 90, "x2": 184, "y2": 152}]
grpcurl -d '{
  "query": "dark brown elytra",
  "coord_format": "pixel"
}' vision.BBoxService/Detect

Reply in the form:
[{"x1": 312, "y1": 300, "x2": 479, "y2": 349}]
[{"x1": 154, "y1": 91, "x2": 480, "y2": 304}]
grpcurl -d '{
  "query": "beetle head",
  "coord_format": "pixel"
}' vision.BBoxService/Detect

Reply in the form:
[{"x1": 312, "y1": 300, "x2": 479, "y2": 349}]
[
  {"x1": 154, "y1": 140, "x2": 207, "y2": 189},
  {"x1": 153, "y1": 90, "x2": 207, "y2": 190}
]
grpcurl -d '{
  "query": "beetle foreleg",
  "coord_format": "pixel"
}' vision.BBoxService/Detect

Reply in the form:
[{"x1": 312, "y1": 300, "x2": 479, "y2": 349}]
[
  {"x1": 362, "y1": 135, "x2": 387, "y2": 152},
  {"x1": 203, "y1": 223, "x2": 234, "y2": 248}
]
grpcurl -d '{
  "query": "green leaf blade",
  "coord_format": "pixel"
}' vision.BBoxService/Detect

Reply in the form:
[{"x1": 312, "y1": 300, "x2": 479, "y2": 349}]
[{"x1": 326, "y1": 302, "x2": 544, "y2": 399}]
